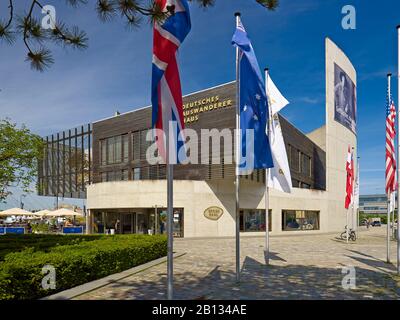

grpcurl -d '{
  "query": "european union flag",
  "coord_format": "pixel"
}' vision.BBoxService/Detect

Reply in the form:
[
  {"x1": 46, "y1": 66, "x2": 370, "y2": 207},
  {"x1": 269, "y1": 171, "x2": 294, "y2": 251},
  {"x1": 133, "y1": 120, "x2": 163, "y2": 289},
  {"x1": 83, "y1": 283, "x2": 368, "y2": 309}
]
[{"x1": 232, "y1": 18, "x2": 274, "y2": 173}]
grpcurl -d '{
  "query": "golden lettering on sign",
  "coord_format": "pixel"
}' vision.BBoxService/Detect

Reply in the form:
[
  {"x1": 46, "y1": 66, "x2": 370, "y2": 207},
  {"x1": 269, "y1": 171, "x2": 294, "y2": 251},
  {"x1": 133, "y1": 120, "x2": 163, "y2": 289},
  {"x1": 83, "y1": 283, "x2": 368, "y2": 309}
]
[
  {"x1": 204, "y1": 206, "x2": 224, "y2": 221},
  {"x1": 183, "y1": 95, "x2": 233, "y2": 124}
]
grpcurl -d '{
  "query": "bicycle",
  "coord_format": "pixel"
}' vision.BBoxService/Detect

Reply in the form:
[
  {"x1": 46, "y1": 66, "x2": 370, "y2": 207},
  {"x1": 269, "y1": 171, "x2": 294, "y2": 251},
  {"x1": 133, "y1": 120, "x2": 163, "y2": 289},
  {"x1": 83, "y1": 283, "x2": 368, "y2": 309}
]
[{"x1": 340, "y1": 226, "x2": 356, "y2": 241}]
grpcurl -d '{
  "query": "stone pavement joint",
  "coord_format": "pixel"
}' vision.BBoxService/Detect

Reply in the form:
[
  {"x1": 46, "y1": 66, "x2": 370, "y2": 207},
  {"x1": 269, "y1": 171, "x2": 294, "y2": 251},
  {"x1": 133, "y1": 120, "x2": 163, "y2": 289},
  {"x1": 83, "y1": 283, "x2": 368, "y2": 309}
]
[{"x1": 75, "y1": 228, "x2": 400, "y2": 300}]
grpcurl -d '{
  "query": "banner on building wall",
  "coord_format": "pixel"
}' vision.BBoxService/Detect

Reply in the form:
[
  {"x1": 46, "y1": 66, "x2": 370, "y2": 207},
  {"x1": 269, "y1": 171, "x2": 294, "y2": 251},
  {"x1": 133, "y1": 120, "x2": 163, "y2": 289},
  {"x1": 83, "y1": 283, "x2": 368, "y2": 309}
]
[{"x1": 334, "y1": 63, "x2": 357, "y2": 135}]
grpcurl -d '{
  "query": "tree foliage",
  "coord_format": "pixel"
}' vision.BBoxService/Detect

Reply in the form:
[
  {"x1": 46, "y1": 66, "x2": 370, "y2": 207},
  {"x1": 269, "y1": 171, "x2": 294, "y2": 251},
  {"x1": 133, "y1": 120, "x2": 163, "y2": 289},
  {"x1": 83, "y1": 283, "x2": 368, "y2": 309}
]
[
  {"x1": 0, "y1": 119, "x2": 44, "y2": 201},
  {"x1": 0, "y1": 0, "x2": 278, "y2": 71}
]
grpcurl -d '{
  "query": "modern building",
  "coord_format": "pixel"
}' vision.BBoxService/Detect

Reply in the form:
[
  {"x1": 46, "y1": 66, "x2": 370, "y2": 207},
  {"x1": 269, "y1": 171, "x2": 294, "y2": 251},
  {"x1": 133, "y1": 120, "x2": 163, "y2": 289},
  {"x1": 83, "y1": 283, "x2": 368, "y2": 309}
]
[
  {"x1": 359, "y1": 194, "x2": 397, "y2": 215},
  {"x1": 38, "y1": 38, "x2": 358, "y2": 238}
]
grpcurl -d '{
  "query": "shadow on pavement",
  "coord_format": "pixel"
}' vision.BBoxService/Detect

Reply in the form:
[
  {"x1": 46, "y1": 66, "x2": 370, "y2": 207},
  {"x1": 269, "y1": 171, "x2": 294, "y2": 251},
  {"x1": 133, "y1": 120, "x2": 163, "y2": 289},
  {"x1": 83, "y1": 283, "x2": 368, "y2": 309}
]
[{"x1": 79, "y1": 256, "x2": 400, "y2": 300}]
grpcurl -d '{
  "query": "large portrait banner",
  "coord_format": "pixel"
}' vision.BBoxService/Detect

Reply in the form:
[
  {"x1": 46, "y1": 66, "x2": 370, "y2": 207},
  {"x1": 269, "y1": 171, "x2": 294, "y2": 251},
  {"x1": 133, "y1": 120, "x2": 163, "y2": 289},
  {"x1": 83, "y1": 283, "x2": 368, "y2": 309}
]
[{"x1": 334, "y1": 63, "x2": 357, "y2": 135}]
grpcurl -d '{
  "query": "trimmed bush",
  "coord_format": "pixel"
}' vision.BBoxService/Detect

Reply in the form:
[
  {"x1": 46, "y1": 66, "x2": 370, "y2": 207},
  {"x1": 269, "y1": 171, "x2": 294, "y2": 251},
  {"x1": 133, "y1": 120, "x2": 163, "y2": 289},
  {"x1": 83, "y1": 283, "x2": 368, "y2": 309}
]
[
  {"x1": 0, "y1": 234, "x2": 105, "y2": 261},
  {"x1": 0, "y1": 234, "x2": 167, "y2": 300}
]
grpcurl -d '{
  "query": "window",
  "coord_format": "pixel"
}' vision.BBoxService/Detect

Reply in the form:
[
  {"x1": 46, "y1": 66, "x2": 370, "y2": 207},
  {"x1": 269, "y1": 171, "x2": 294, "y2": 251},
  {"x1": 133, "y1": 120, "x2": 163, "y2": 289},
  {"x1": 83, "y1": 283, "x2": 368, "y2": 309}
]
[
  {"x1": 301, "y1": 182, "x2": 311, "y2": 189},
  {"x1": 133, "y1": 168, "x2": 141, "y2": 180},
  {"x1": 114, "y1": 136, "x2": 122, "y2": 163},
  {"x1": 101, "y1": 140, "x2": 107, "y2": 166},
  {"x1": 290, "y1": 145, "x2": 300, "y2": 172},
  {"x1": 106, "y1": 171, "x2": 115, "y2": 182},
  {"x1": 282, "y1": 210, "x2": 320, "y2": 231},
  {"x1": 301, "y1": 153, "x2": 311, "y2": 177},
  {"x1": 122, "y1": 169, "x2": 129, "y2": 181},
  {"x1": 132, "y1": 131, "x2": 140, "y2": 161},
  {"x1": 122, "y1": 134, "x2": 129, "y2": 163},
  {"x1": 100, "y1": 135, "x2": 127, "y2": 165},
  {"x1": 240, "y1": 209, "x2": 272, "y2": 232}
]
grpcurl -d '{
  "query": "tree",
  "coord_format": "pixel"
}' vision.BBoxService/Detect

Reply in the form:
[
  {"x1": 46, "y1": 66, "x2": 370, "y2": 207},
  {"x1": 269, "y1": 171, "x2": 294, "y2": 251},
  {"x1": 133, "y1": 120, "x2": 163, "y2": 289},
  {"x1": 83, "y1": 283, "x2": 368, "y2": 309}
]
[
  {"x1": 0, "y1": 119, "x2": 44, "y2": 202},
  {"x1": 0, "y1": 0, "x2": 278, "y2": 71}
]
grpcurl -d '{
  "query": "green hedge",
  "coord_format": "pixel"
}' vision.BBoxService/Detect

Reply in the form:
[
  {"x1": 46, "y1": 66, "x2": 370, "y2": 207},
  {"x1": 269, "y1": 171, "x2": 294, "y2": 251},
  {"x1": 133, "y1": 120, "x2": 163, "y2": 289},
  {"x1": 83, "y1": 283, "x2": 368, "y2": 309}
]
[
  {"x1": 0, "y1": 235, "x2": 167, "y2": 300},
  {"x1": 0, "y1": 234, "x2": 105, "y2": 261}
]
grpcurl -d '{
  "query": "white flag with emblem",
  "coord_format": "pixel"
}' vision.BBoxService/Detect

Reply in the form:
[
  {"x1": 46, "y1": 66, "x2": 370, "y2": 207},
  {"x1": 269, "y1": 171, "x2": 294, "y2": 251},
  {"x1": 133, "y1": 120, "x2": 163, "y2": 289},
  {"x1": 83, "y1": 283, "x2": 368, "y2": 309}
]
[
  {"x1": 267, "y1": 75, "x2": 292, "y2": 193},
  {"x1": 268, "y1": 75, "x2": 290, "y2": 115}
]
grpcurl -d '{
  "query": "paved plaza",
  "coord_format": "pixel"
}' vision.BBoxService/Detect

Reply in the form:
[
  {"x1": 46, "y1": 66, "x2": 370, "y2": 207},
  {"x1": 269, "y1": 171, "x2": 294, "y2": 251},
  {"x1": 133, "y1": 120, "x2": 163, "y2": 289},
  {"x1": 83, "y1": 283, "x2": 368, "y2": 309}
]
[{"x1": 76, "y1": 227, "x2": 400, "y2": 300}]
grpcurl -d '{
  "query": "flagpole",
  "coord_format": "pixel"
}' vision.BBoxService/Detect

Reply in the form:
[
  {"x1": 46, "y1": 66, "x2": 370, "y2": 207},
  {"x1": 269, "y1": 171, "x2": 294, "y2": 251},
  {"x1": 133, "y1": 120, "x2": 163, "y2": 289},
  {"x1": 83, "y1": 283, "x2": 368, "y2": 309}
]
[
  {"x1": 397, "y1": 25, "x2": 400, "y2": 275},
  {"x1": 387, "y1": 73, "x2": 392, "y2": 264},
  {"x1": 167, "y1": 123, "x2": 174, "y2": 299},
  {"x1": 264, "y1": 68, "x2": 271, "y2": 265},
  {"x1": 351, "y1": 147, "x2": 356, "y2": 232},
  {"x1": 234, "y1": 11, "x2": 241, "y2": 283},
  {"x1": 346, "y1": 209, "x2": 349, "y2": 244},
  {"x1": 357, "y1": 158, "x2": 360, "y2": 232}
]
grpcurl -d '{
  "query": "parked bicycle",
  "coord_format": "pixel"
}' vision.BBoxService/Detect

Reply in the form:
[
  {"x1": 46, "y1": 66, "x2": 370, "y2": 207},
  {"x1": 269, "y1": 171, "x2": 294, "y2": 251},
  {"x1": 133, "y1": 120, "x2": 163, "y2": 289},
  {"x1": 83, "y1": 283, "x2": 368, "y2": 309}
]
[{"x1": 340, "y1": 226, "x2": 356, "y2": 241}]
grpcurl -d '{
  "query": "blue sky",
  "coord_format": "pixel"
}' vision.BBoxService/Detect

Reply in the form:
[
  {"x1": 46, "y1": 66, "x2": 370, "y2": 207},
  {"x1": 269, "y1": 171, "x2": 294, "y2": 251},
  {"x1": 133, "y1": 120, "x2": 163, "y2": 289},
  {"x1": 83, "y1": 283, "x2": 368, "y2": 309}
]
[{"x1": 0, "y1": 0, "x2": 399, "y2": 209}]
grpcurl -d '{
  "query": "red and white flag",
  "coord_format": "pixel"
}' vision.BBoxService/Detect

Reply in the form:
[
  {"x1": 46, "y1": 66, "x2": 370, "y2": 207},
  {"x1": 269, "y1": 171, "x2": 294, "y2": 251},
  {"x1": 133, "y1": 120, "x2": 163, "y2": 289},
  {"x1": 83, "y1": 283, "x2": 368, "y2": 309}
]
[
  {"x1": 386, "y1": 95, "x2": 397, "y2": 195},
  {"x1": 345, "y1": 146, "x2": 354, "y2": 209}
]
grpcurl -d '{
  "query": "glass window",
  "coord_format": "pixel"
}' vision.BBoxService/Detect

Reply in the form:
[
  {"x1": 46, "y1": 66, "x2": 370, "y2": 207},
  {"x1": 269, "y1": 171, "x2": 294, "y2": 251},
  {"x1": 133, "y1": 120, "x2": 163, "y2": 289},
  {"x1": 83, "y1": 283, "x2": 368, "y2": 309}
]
[
  {"x1": 107, "y1": 171, "x2": 115, "y2": 182},
  {"x1": 107, "y1": 137, "x2": 115, "y2": 164},
  {"x1": 240, "y1": 209, "x2": 272, "y2": 232},
  {"x1": 122, "y1": 169, "x2": 129, "y2": 181},
  {"x1": 282, "y1": 210, "x2": 320, "y2": 231},
  {"x1": 114, "y1": 136, "x2": 122, "y2": 164},
  {"x1": 101, "y1": 140, "x2": 107, "y2": 166},
  {"x1": 301, "y1": 153, "x2": 311, "y2": 177},
  {"x1": 290, "y1": 145, "x2": 300, "y2": 172},
  {"x1": 122, "y1": 134, "x2": 129, "y2": 163},
  {"x1": 133, "y1": 168, "x2": 141, "y2": 180},
  {"x1": 132, "y1": 131, "x2": 140, "y2": 161}
]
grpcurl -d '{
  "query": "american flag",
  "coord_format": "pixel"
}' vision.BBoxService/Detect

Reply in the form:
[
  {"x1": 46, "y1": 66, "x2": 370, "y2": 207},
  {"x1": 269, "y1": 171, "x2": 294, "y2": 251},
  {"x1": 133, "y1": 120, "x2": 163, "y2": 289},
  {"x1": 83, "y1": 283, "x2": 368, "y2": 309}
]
[
  {"x1": 151, "y1": 0, "x2": 191, "y2": 162},
  {"x1": 386, "y1": 91, "x2": 397, "y2": 195}
]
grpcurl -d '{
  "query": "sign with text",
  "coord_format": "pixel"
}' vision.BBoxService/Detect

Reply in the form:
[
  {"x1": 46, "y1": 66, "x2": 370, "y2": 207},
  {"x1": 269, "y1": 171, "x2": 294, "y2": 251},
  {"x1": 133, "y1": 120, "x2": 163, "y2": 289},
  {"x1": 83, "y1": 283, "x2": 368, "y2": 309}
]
[{"x1": 204, "y1": 207, "x2": 224, "y2": 221}]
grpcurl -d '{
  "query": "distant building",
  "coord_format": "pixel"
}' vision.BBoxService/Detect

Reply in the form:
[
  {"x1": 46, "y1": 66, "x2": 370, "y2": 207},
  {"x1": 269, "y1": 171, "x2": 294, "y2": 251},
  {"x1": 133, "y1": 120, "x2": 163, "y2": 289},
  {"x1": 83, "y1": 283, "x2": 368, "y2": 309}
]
[{"x1": 359, "y1": 194, "x2": 397, "y2": 215}]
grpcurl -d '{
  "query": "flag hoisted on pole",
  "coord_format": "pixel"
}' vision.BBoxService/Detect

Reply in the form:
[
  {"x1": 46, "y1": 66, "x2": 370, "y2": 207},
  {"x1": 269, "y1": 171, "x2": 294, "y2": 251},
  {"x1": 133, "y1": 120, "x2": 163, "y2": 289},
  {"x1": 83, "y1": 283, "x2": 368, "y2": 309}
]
[
  {"x1": 264, "y1": 68, "x2": 271, "y2": 265},
  {"x1": 386, "y1": 73, "x2": 397, "y2": 263},
  {"x1": 266, "y1": 73, "x2": 292, "y2": 194},
  {"x1": 232, "y1": 13, "x2": 274, "y2": 280},
  {"x1": 264, "y1": 69, "x2": 292, "y2": 264},
  {"x1": 151, "y1": 0, "x2": 191, "y2": 300},
  {"x1": 345, "y1": 146, "x2": 354, "y2": 243},
  {"x1": 397, "y1": 25, "x2": 400, "y2": 275}
]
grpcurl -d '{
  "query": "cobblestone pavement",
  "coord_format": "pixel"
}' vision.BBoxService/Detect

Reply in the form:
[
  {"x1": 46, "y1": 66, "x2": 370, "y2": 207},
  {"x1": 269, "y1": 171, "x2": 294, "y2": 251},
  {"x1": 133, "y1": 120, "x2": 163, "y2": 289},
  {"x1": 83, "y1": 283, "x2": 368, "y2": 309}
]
[{"x1": 77, "y1": 227, "x2": 400, "y2": 300}]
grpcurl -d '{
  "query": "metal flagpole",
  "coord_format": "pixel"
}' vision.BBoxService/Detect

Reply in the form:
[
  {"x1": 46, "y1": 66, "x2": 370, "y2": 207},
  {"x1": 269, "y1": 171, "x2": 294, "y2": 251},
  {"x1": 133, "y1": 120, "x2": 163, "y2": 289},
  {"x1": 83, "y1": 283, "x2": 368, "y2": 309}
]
[
  {"x1": 264, "y1": 68, "x2": 270, "y2": 265},
  {"x1": 397, "y1": 25, "x2": 400, "y2": 274},
  {"x1": 346, "y1": 209, "x2": 349, "y2": 244},
  {"x1": 234, "y1": 12, "x2": 241, "y2": 283},
  {"x1": 167, "y1": 122, "x2": 174, "y2": 299},
  {"x1": 392, "y1": 194, "x2": 395, "y2": 239},
  {"x1": 351, "y1": 147, "x2": 355, "y2": 232},
  {"x1": 387, "y1": 193, "x2": 391, "y2": 263},
  {"x1": 387, "y1": 73, "x2": 392, "y2": 264}
]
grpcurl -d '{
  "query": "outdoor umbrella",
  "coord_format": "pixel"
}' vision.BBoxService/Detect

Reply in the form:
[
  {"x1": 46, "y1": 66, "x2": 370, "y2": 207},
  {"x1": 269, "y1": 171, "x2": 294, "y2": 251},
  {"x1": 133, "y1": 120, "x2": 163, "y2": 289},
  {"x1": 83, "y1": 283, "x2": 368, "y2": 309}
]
[
  {"x1": 34, "y1": 210, "x2": 52, "y2": 217},
  {"x1": 0, "y1": 208, "x2": 32, "y2": 217},
  {"x1": 46, "y1": 208, "x2": 83, "y2": 217}
]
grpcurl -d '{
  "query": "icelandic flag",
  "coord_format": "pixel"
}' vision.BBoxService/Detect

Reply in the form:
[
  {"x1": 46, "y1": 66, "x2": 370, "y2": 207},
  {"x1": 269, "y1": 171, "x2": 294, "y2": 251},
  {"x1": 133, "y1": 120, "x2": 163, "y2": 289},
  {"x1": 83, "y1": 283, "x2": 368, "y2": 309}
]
[
  {"x1": 232, "y1": 17, "x2": 274, "y2": 173},
  {"x1": 151, "y1": 0, "x2": 191, "y2": 163}
]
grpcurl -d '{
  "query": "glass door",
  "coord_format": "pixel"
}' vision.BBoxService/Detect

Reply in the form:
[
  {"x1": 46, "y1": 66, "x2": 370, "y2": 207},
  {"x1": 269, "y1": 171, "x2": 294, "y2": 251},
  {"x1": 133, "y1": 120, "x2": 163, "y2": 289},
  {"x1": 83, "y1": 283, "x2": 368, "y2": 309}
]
[
  {"x1": 135, "y1": 212, "x2": 146, "y2": 234},
  {"x1": 121, "y1": 213, "x2": 133, "y2": 234}
]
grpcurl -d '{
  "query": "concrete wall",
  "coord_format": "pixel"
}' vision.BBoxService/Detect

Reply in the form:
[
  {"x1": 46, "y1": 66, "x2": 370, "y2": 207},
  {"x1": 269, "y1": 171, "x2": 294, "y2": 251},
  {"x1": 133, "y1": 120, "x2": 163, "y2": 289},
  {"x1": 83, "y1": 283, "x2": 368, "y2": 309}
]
[
  {"x1": 325, "y1": 38, "x2": 358, "y2": 231},
  {"x1": 87, "y1": 179, "x2": 329, "y2": 237}
]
